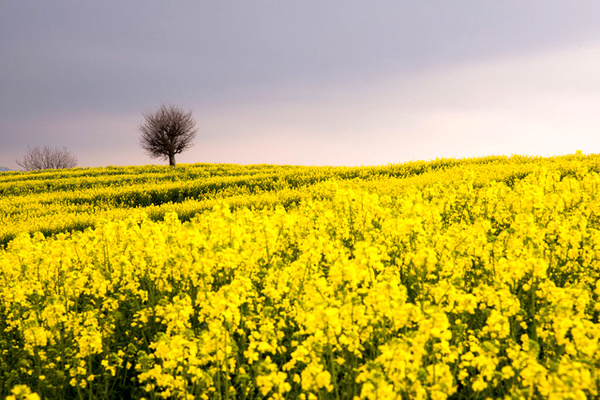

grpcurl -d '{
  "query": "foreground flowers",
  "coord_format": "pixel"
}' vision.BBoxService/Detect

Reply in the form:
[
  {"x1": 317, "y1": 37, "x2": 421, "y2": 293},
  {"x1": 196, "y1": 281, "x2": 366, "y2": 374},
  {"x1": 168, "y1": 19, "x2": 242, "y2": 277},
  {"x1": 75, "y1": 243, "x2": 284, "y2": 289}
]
[{"x1": 1, "y1": 155, "x2": 599, "y2": 399}]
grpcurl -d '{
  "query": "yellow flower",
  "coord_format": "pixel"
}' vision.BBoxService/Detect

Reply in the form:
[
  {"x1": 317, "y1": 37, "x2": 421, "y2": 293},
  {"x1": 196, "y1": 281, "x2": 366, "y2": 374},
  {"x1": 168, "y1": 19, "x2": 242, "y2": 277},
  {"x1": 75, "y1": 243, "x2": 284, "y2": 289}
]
[{"x1": 6, "y1": 385, "x2": 40, "y2": 400}]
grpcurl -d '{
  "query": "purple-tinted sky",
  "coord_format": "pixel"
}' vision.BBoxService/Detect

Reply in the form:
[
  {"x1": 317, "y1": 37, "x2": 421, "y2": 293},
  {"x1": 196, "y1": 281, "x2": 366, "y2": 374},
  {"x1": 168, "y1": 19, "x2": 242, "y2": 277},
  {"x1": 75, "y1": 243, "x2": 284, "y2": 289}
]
[{"x1": 2, "y1": 1, "x2": 600, "y2": 169}]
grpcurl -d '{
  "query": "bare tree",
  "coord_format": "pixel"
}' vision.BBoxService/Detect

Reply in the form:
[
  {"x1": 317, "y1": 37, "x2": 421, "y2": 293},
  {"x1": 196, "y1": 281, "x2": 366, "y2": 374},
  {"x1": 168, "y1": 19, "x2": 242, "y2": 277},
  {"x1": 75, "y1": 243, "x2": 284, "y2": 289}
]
[
  {"x1": 16, "y1": 146, "x2": 78, "y2": 171},
  {"x1": 138, "y1": 104, "x2": 198, "y2": 167}
]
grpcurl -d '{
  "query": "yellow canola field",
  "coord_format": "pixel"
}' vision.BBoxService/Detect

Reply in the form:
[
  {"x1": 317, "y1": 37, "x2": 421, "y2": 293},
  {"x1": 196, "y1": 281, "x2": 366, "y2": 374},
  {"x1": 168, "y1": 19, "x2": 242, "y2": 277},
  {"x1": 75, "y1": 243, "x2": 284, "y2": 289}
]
[{"x1": 1, "y1": 155, "x2": 600, "y2": 399}]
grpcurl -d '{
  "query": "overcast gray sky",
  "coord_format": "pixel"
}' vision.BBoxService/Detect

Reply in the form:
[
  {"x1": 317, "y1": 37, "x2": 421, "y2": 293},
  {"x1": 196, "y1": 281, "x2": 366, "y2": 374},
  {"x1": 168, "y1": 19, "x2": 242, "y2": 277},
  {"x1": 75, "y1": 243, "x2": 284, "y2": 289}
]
[{"x1": 2, "y1": 1, "x2": 600, "y2": 169}]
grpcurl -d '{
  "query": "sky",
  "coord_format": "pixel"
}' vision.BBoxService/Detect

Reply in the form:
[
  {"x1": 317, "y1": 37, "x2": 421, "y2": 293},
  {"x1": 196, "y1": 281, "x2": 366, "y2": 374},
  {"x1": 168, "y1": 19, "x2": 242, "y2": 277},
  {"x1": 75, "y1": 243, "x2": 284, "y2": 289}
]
[{"x1": 2, "y1": 1, "x2": 600, "y2": 169}]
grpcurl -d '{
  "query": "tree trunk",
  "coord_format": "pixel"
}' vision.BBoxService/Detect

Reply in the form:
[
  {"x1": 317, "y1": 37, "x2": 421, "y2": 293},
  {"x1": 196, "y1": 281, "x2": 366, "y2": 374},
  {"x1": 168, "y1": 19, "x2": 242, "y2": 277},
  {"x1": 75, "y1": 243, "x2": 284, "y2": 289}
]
[{"x1": 169, "y1": 153, "x2": 176, "y2": 167}]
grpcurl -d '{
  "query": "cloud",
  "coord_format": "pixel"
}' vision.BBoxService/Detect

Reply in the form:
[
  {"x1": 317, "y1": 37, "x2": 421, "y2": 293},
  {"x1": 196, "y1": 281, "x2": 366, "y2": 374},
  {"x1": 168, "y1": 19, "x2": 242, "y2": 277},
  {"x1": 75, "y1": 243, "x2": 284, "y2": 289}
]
[
  {"x1": 2, "y1": 2, "x2": 600, "y2": 168},
  {"x1": 3, "y1": 40, "x2": 600, "y2": 169},
  {"x1": 183, "y1": 40, "x2": 600, "y2": 165}
]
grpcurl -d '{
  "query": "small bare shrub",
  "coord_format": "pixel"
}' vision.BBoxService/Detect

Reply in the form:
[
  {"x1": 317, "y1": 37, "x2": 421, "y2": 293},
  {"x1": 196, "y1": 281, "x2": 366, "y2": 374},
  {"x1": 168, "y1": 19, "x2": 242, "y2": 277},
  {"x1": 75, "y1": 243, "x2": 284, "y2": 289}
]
[{"x1": 16, "y1": 146, "x2": 78, "y2": 171}]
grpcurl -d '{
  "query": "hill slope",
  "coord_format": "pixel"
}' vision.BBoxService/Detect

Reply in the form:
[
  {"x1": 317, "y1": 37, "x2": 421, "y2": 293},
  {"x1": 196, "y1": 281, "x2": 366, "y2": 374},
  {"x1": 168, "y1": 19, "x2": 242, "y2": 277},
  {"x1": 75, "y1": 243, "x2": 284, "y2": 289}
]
[
  {"x1": 0, "y1": 155, "x2": 590, "y2": 246},
  {"x1": 1, "y1": 154, "x2": 599, "y2": 399}
]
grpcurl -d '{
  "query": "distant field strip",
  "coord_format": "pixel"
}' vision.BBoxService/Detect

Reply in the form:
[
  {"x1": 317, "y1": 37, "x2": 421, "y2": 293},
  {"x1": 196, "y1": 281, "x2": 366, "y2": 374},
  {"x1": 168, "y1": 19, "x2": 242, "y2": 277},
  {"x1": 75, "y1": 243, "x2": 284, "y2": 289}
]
[{"x1": 0, "y1": 156, "x2": 576, "y2": 246}]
